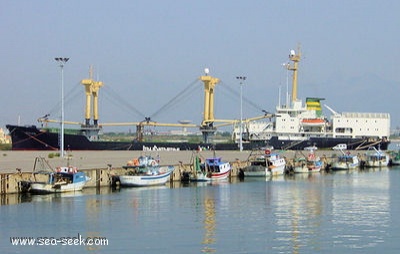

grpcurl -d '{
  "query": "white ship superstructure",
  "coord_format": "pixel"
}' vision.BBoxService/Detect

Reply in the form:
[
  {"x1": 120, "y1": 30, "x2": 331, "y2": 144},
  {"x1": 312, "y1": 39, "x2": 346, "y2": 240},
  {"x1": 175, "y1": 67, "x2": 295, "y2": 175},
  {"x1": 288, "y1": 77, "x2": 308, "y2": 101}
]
[
  {"x1": 330, "y1": 112, "x2": 390, "y2": 139},
  {"x1": 234, "y1": 47, "x2": 390, "y2": 150}
]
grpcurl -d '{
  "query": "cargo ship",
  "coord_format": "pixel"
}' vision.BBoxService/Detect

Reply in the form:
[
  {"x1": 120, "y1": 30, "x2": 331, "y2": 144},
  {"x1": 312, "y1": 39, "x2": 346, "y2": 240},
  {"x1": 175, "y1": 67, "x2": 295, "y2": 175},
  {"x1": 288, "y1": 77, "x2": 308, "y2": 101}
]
[
  {"x1": 6, "y1": 48, "x2": 391, "y2": 151},
  {"x1": 6, "y1": 67, "x2": 261, "y2": 151},
  {"x1": 232, "y1": 48, "x2": 390, "y2": 150}
]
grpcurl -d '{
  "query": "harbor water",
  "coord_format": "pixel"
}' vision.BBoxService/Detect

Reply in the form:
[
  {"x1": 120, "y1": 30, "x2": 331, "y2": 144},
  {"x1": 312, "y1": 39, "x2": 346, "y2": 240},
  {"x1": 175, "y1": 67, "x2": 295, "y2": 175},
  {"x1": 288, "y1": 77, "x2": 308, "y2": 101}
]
[{"x1": 1, "y1": 166, "x2": 400, "y2": 253}]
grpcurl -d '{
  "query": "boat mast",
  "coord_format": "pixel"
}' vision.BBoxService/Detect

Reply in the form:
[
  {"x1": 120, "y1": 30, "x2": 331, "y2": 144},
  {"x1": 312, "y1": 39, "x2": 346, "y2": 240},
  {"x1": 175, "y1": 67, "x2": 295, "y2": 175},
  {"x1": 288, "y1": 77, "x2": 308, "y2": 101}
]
[
  {"x1": 81, "y1": 66, "x2": 104, "y2": 127},
  {"x1": 286, "y1": 46, "x2": 301, "y2": 104}
]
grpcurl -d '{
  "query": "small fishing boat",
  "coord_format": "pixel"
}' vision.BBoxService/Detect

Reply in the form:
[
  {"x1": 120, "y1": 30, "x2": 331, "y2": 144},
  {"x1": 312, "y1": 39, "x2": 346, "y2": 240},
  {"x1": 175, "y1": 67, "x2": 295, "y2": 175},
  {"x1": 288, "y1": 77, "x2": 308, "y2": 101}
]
[
  {"x1": 293, "y1": 157, "x2": 308, "y2": 173},
  {"x1": 364, "y1": 147, "x2": 390, "y2": 167},
  {"x1": 241, "y1": 156, "x2": 267, "y2": 177},
  {"x1": 28, "y1": 157, "x2": 90, "y2": 194},
  {"x1": 241, "y1": 148, "x2": 285, "y2": 177},
  {"x1": 388, "y1": 149, "x2": 400, "y2": 165},
  {"x1": 241, "y1": 149, "x2": 271, "y2": 177},
  {"x1": 190, "y1": 155, "x2": 231, "y2": 182},
  {"x1": 330, "y1": 146, "x2": 359, "y2": 171},
  {"x1": 120, "y1": 155, "x2": 174, "y2": 187},
  {"x1": 30, "y1": 168, "x2": 90, "y2": 194},
  {"x1": 265, "y1": 152, "x2": 286, "y2": 176},
  {"x1": 293, "y1": 146, "x2": 322, "y2": 173},
  {"x1": 330, "y1": 154, "x2": 359, "y2": 171}
]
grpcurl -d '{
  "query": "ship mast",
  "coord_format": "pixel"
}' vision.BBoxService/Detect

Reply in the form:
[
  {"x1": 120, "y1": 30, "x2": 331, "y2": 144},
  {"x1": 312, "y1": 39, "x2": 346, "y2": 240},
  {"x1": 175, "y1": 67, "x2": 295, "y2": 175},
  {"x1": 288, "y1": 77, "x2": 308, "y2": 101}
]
[
  {"x1": 200, "y1": 68, "x2": 219, "y2": 143},
  {"x1": 286, "y1": 46, "x2": 301, "y2": 104},
  {"x1": 81, "y1": 66, "x2": 104, "y2": 127}
]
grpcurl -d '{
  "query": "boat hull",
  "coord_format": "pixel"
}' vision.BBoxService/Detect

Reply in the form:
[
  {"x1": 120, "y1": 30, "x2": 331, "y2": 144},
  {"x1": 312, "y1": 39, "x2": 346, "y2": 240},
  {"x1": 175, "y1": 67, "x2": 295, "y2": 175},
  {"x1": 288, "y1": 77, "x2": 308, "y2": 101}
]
[
  {"x1": 119, "y1": 170, "x2": 173, "y2": 187},
  {"x1": 330, "y1": 160, "x2": 359, "y2": 171},
  {"x1": 30, "y1": 179, "x2": 89, "y2": 194},
  {"x1": 293, "y1": 166, "x2": 309, "y2": 173},
  {"x1": 266, "y1": 165, "x2": 285, "y2": 176},
  {"x1": 242, "y1": 166, "x2": 266, "y2": 177},
  {"x1": 364, "y1": 148, "x2": 390, "y2": 168},
  {"x1": 6, "y1": 125, "x2": 390, "y2": 151},
  {"x1": 190, "y1": 169, "x2": 231, "y2": 182},
  {"x1": 365, "y1": 160, "x2": 389, "y2": 168}
]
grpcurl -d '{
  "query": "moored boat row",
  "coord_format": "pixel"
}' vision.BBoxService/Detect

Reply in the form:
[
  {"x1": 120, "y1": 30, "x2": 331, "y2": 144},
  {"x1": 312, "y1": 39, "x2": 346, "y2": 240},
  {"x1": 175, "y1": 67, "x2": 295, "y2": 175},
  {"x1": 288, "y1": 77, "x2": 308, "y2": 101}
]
[
  {"x1": 16, "y1": 144, "x2": 397, "y2": 195},
  {"x1": 240, "y1": 144, "x2": 394, "y2": 178}
]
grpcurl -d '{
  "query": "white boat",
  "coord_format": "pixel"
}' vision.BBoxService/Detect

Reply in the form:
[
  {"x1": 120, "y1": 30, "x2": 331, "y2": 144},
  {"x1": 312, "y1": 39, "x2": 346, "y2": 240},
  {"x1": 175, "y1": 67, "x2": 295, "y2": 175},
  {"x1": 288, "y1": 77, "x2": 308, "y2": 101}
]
[
  {"x1": 293, "y1": 157, "x2": 324, "y2": 173},
  {"x1": 330, "y1": 145, "x2": 359, "y2": 171},
  {"x1": 293, "y1": 147, "x2": 322, "y2": 173},
  {"x1": 120, "y1": 155, "x2": 174, "y2": 187},
  {"x1": 364, "y1": 147, "x2": 390, "y2": 167},
  {"x1": 306, "y1": 158, "x2": 323, "y2": 173},
  {"x1": 330, "y1": 154, "x2": 359, "y2": 171},
  {"x1": 28, "y1": 158, "x2": 90, "y2": 194},
  {"x1": 190, "y1": 155, "x2": 231, "y2": 182},
  {"x1": 265, "y1": 152, "x2": 286, "y2": 176},
  {"x1": 241, "y1": 148, "x2": 285, "y2": 177},
  {"x1": 293, "y1": 157, "x2": 309, "y2": 173}
]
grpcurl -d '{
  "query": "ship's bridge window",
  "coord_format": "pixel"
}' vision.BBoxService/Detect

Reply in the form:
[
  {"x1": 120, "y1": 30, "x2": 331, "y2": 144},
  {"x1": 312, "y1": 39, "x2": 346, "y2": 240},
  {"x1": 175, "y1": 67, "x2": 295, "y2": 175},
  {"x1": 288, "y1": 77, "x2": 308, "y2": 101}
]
[{"x1": 335, "y1": 127, "x2": 353, "y2": 134}]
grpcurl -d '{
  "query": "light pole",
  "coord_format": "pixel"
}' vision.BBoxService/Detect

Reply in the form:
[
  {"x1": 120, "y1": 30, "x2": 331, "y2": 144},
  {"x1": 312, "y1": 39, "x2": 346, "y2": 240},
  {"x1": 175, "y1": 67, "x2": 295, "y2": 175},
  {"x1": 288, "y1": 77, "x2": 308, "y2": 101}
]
[
  {"x1": 236, "y1": 76, "x2": 246, "y2": 151},
  {"x1": 55, "y1": 57, "x2": 69, "y2": 158}
]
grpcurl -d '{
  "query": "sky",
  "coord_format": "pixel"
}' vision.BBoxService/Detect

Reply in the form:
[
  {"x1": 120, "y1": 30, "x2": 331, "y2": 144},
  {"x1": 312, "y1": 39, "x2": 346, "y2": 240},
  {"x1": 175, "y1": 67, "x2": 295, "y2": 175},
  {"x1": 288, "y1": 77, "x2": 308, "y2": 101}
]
[{"x1": 1, "y1": 0, "x2": 399, "y2": 133}]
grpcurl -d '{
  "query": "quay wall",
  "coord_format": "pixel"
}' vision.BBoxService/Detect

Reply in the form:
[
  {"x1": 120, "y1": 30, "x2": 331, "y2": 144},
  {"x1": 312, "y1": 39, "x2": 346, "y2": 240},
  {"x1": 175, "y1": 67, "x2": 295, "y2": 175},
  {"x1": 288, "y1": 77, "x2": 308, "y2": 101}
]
[
  {"x1": 0, "y1": 150, "x2": 366, "y2": 194},
  {"x1": 0, "y1": 157, "x2": 247, "y2": 195}
]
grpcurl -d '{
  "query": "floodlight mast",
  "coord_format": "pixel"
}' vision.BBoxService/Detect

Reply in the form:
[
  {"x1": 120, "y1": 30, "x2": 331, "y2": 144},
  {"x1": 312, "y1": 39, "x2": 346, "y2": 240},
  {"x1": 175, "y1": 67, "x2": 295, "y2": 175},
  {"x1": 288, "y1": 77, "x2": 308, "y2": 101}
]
[
  {"x1": 54, "y1": 57, "x2": 69, "y2": 158},
  {"x1": 236, "y1": 76, "x2": 246, "y2": 152}
]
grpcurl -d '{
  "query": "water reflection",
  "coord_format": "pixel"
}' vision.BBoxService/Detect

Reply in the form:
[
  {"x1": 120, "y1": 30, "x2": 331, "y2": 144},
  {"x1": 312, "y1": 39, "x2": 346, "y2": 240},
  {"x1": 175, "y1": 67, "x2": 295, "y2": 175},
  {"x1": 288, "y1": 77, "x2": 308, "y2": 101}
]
[
  {"x1": 272, "y1": 173, "x2": 323, "y2": 253},
  {"x1": 1, "y1": 167, "x2": 398, "y2": 253},
  {"x1": 202, "y1": 197, "x2": 216, "y2": 253},
  {"x1": 0, "y1": 187, "x2": 120, "y2": 206},
  {"x1": 331, "y1": 169, "x2": 390, "y2": 249}
]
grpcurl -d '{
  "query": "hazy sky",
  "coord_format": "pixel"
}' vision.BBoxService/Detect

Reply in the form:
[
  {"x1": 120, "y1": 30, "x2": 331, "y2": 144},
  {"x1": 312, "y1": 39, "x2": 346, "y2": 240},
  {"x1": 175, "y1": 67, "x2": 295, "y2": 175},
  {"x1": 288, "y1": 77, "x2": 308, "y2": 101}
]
[{"x1": 1, "y1": 0, "x2": 399, "y2": 133}]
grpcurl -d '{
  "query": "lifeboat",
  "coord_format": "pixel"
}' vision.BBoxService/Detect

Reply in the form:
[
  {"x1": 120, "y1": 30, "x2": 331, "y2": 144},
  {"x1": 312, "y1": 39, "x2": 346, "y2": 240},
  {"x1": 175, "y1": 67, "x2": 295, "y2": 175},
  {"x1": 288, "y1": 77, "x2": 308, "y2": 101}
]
[{"x1": 301, "y1": 118, "x2": 325, "y2": 126}]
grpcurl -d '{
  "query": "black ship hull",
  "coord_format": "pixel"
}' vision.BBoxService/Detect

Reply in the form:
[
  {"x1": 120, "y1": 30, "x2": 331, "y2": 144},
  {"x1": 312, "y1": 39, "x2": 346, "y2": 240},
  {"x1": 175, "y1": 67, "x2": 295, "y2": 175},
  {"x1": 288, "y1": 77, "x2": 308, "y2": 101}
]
[
  {"x1": 6, "y1": 125, "x2": 389, "y2": 151},
  {"x1": 5, "y1": 125, "x2": 244, "y2": 151}
]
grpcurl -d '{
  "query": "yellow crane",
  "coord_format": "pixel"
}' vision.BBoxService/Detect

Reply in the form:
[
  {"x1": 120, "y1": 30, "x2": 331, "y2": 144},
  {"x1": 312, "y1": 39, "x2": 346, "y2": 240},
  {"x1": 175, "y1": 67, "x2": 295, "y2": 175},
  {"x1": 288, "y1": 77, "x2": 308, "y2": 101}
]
[
  {"x1": 199, "y1": 69, "x2": 220, "y2": 143},
  {"x1": 81, "y1": 66, "x2": 104, "y2": 127},
  {"x1": 38, "y1": 67, "x2": 271, "y2": 143}
]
